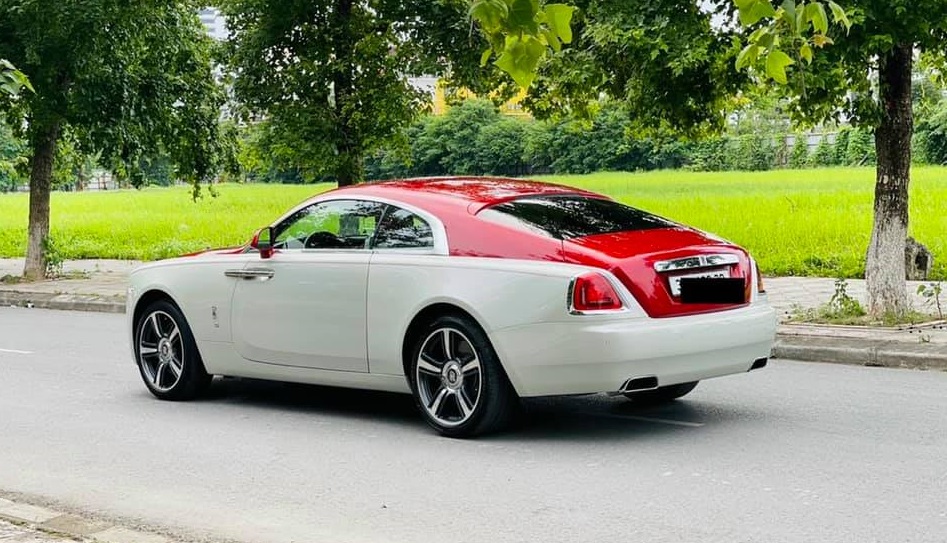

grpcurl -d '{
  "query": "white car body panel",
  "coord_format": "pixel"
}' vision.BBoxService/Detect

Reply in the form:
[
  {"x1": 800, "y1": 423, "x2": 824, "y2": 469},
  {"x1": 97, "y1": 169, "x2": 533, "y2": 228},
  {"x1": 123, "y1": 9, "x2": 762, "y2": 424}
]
[
  {"x1": 128, "y1": 248, "x2": 776, "y2": 398},
  {"x1": 230, "y1": 250, "x2": 372, "y2": 372}
]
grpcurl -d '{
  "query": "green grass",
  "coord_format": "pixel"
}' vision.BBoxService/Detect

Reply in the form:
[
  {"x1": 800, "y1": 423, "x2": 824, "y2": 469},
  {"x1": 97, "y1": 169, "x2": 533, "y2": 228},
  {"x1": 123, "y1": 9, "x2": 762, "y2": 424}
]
[
  {"x1": 0, "y1": 184, "x2": 332, "y2": 261},
  {"x1": 540, "y1": 167, "x2": 947, "y2": 280},
  {"x1": 0, "y1": 166, "x2": 946, "y2": 279}
]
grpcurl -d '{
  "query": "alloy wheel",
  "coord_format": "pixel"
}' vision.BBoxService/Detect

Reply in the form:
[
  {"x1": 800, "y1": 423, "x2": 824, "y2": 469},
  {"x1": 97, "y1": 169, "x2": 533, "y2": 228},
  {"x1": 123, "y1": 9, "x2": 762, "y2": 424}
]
[
  {"x1": 138, "y1": 310, "x2": 185, "y2": 393},
  {"x1": 415, "y1": 327, "x2": 483, "y2": 428}
]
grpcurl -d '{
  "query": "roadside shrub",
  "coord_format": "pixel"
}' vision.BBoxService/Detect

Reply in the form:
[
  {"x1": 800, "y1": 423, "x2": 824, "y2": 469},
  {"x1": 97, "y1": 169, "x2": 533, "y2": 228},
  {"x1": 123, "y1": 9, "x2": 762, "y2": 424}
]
[
  {"x1": 473, "y1": 117, "x2": 529, "y2": 175},
  {"x1": 789, "y1": 133, "x2": 809, "y2": 168},
  {"x1": 809, "y1": 135, "x2": 837, "y2": 167},
  {"x1": 834, "y1": 127, "x2": 851, "y2": 165},
  {"x1": 844, "y1": 128, "x2": 876, "y2": 166},
  {"x1": 915, "y1": 104, "x2": 947, "y2": 165}
]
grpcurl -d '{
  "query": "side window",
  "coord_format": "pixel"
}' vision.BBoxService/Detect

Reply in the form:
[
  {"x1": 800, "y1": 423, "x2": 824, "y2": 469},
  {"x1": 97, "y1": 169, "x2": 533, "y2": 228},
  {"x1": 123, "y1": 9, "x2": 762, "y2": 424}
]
[
  {"x1": 372, "y1": 206, "x2": 434, "y2": 249},
  {"x1": 273, "y1": 199, "x2": 385, "y2": 250}
]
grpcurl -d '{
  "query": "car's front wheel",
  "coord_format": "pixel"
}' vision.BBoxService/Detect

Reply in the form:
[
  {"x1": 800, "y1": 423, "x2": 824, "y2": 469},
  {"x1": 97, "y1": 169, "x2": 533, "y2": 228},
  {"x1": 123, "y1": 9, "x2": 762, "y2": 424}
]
[
  {"x1": 623, "y1": 381, "x2": 698, "y2": 405},
  {"x1": 407, "y1": 314, "x2": 517, "y2": 437},
  {"x1": 134, "y1": 299, "x2": 212, "y2": 401}
]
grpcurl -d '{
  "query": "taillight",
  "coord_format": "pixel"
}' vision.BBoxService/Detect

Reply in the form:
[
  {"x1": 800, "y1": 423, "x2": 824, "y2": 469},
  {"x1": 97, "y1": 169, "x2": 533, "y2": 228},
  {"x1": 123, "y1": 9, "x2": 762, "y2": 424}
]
[
  {"x1": 755, "y1": 262, "x2": 766, "y2": 293},
  {"x1": 570, "y1": 272, "x2": 624, "y2": 312}
]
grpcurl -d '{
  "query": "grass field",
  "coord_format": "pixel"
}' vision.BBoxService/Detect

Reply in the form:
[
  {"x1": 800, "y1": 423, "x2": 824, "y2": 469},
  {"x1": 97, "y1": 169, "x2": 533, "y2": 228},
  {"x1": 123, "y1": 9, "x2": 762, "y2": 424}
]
[{"x1": 1, "y1": 167, "x2": 945, "y2": 279}]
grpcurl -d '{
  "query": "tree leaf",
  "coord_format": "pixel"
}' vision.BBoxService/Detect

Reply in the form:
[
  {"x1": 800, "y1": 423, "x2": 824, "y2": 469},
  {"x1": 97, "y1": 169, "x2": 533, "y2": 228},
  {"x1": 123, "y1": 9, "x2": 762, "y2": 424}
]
[
  {"x1": 543, "y1": 28, "x2": 562, "y2": 52},
  {"x1": 806, "y1": 2, "x2": 829, "y2": 34},
  {"x1": 827, "y1": 1, "x2": 852, "y2": 31},
  {"x1": 765, "y1": 49, "x2": 794, "y2": 84},
  {"x1": 780, "y1": 0, "x2": 797, "y2": 30},
  {"x1": 480, "y1": 47, "x2": 493, "y2": 67},
  {"x1": 494, "y1": 34, "x2": 544, "y2": 88},
  {"x1": 544, "y1": 4, "x2": 575, "y2": 44},
  {"x1": 812, "y1": 33, "x2": 834, "y2": 47},
  {"x1": 508, "y1": 0, "x2": 540, "y2": 34},
  {"x1": 736, "y1": 43, "x2": 760, "y2": 70},
  {"x1": 799, "y1": 42, "x2": 813, "y2": 63},
  {"x1": 739, "y1": 0, "x2": 776, "y2": 26},
  {"x1": 469, "y1": 0, "x2": 508, "y2": 29}
]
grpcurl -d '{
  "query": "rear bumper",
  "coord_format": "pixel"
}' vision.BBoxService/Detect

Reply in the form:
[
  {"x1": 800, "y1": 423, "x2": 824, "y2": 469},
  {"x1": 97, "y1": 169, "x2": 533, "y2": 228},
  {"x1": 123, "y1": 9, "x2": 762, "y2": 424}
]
[{"x1": 490, "y1": 300, "x2": 777, "y2": 397}]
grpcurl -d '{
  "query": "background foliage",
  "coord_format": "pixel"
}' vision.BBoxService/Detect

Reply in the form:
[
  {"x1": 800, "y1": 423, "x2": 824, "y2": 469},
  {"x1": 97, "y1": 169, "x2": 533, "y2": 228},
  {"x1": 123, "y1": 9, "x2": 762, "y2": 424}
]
[
  {"x1": 2, "y1": 167, "x2": 946, "y2": 281},
  {"x1": 356, "y1": 98, "x2": 888, "y2": 179}
]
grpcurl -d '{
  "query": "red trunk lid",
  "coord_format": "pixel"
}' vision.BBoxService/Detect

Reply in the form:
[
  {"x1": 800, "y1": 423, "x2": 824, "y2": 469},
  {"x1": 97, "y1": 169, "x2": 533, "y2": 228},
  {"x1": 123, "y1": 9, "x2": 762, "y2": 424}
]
[{"x1": 564, "y1": 227, "x2": 752, "y2": 318}]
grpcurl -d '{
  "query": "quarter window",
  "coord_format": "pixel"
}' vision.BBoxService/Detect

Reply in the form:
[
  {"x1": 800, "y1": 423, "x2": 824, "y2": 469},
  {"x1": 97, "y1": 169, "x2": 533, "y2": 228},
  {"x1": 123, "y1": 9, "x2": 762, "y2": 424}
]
[
  {"x1": 372, "y1": 206, "x2": 434, "y2": 249},
  {"x1": 273, "y1": 199, "x2": 385, "y2": 250}
]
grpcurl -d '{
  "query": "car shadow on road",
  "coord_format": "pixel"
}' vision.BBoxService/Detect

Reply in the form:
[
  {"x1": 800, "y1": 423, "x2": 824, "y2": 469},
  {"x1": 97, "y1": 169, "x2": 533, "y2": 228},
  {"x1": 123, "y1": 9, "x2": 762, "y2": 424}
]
[
  {"x1": 490, "y1": 396, "x2": 715, "y2": 443},
  {"x1": 184, "y1": 377, "x2": 754, "y2": 442},
  {"x1": 200, "y1": 376, "x2": 421, "y2": 425}
]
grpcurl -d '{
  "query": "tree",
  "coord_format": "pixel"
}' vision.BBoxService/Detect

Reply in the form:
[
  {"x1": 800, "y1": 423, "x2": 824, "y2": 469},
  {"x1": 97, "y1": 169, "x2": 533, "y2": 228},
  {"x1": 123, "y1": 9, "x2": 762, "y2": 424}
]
[
  {"x1": 732, "y1": 0, "x2": 947, "y2": 317},
  {"x1": 0, "y1": 1, "x2": 228, "y2": 280},
  {"x1": 220, "y1": 0, "x2": 504, "y2": 186},
  {"x1": 470, "y1": 0, "x2": 941, "y2": 318}
]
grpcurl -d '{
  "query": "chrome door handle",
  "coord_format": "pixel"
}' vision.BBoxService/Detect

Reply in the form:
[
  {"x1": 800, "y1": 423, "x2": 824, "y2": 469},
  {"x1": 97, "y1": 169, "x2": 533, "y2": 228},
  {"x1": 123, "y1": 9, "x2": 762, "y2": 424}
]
[{"x1": 225, "y1": 268, "x2": 275, "y2": 280}]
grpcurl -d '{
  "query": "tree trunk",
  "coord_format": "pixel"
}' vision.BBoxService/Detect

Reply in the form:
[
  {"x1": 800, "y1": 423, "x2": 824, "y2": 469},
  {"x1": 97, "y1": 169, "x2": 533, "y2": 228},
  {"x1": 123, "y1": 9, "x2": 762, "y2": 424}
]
[
  {"x1": 23, "y1": 119, "x2": 61, "y2": 281},
  {"x1": 331, "y1": 0, "x2": 362, "y2": 187},
  {"x1": 866, "y1": 44, "x2": 913, "y2": 318}
]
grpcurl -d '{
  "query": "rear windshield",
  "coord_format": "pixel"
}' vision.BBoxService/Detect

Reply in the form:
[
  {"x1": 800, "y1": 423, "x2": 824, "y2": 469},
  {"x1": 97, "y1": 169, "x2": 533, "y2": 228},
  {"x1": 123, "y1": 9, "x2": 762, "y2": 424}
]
[{"x1": 478, "y1": 195, "x2": 674, "y2": 240}]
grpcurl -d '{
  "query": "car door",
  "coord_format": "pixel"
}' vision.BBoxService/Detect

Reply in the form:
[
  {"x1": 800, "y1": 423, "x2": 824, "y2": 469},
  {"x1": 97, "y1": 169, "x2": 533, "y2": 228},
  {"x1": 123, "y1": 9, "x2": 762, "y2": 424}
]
[{"x1": 230, "y1": 198, "x2": 385, "y2": 372}]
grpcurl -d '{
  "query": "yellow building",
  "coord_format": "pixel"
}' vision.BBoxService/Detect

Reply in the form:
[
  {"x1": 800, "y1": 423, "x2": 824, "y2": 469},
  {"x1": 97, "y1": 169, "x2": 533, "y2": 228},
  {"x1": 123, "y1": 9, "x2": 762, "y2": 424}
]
[{"x1": 429, "y1": 80, "x2": 531, "y2": 118}]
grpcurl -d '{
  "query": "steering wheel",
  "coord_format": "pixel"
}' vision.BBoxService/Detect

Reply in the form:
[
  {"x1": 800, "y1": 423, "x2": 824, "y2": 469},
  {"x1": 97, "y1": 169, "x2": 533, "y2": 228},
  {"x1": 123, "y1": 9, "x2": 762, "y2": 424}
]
[{"x1": 304, "y1": 231, "x2": 342, "y2": 249}]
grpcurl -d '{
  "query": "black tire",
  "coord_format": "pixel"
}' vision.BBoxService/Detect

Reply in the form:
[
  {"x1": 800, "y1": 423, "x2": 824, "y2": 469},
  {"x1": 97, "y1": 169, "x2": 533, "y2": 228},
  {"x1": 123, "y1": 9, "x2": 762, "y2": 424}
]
[
  {"x1": 134, "y1": 299, "x2": 212, "y2": 401},
  {"x1": 623, "y1": 381, "x2": 699, "y2": 405},
  {"x1": 406, "y1": 314, "x2": 518, "y2": 437}
]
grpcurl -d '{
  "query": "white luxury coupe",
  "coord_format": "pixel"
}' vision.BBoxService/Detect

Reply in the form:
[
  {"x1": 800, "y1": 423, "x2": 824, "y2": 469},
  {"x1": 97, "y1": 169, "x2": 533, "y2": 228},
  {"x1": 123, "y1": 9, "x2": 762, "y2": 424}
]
[{"x1": 128, "y1": 177, "x2": 776, "y2": 437}]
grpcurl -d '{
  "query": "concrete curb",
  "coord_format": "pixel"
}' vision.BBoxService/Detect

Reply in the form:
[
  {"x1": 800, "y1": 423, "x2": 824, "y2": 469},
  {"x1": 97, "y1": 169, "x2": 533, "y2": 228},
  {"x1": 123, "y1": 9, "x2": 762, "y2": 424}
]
[
  {"x1": 772, "y1": 333, "x2": 947, "y2": 371},
  {"x1": 0, "y1": 497, "x2": 175, "y2": 543},
  {"x1": 0, "y1": 291, "x2": 125, "y2": 314}
]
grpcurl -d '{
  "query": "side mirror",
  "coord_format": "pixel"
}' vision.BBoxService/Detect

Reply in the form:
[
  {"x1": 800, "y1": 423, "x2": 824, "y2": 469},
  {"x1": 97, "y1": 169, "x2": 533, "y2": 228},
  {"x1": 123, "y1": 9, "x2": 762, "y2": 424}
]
[{"x1": 251, "y1": 227, "x2": 274, "y2": 259}]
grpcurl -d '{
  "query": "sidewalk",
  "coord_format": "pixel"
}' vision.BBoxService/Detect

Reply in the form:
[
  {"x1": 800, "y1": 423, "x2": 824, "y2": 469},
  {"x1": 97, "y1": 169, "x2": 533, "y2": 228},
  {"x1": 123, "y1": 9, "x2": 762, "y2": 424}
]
[
  {"x1": 0, "y1": 496, "x2": 175, "y2": 543},
  {"x1": 1, "y1": 258, "x2": 946, "y2": 370}
]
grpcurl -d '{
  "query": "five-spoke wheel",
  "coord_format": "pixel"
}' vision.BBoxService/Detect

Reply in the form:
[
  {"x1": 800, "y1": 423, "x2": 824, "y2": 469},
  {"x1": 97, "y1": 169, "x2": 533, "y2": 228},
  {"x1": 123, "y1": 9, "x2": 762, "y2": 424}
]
[
  {"x1": 135, "y1": 300, "x2": 211, "y2": 400},
  {"x1": 415, "y1": 328, "x2": 483, "y2": 428},
  {"x1": 408, "y1": 314, "x2": 517, "y2": 437}
]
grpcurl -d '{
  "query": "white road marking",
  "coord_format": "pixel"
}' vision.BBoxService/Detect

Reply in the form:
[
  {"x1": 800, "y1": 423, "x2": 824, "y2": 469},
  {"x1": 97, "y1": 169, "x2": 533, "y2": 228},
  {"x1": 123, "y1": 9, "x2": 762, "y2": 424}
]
[
  {"x1": 0, "y1": 348, "x2": 33, "y2": 355},
  {"x1": 582, "y1": 411, "x2": 705, "y2": 428}
]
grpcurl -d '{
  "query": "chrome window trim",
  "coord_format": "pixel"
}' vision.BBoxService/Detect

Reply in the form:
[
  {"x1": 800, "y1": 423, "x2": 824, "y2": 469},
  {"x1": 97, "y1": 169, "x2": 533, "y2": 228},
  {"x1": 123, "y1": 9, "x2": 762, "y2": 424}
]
[
  {"x1": 270, "y1": 195, "x2": 450, "y2": 256},
  {"x1": 653, "y1": 253, "x2": 741, "y2": 273}
]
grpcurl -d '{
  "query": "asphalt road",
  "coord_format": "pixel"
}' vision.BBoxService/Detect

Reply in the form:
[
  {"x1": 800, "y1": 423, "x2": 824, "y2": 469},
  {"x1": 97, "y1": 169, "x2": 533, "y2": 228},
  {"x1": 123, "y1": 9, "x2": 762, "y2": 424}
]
[{"x1": 1, "y1": 307, "x2": 945, "y2": 543}]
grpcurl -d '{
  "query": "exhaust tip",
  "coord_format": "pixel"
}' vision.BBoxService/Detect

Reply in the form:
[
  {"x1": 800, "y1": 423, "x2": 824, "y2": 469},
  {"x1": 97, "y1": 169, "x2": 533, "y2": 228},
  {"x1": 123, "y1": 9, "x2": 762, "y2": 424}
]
[
  {"x1": 750, "y1": 357, "x2": 768, "y2": 371},
  {"x1": 620, "y1": 375, "x2": 659, "y2": 393}
]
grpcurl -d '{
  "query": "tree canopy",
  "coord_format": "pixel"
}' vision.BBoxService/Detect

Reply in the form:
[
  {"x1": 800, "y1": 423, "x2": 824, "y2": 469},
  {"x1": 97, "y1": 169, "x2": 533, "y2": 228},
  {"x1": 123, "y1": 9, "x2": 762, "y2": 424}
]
[
  {"x1": 219, "y1": 0, "x2": 516, "y2": 186},
  {"x1": 0, "y1": 0, "x2": 229, "y2": 279}
]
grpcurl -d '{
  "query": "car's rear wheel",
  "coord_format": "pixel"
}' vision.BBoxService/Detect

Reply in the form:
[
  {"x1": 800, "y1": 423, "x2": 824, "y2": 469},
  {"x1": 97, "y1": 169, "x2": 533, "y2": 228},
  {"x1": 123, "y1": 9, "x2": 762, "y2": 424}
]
[
  {"x1": 407, "y1": 314, "x2": 517, "y2": 437},
  {"x1": 135, "y1": 300, "x2": 212, "y2": 401},
  {"x1": 623, "y1": 381, "x2": 698, "y2": 405}
]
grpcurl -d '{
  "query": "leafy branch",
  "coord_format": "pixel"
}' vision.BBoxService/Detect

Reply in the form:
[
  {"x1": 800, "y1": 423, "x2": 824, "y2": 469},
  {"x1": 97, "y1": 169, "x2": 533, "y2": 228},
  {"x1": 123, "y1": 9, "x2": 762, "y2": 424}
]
[
  {"x1": 0, "y1": 59, "x2": 33, "y2": 97},
  {"x1": 469, "y1": 0, "x2": 576, "y2": 88},
  {"x1": 734, "y1": 0, "x2": 852, "y2": 85}
]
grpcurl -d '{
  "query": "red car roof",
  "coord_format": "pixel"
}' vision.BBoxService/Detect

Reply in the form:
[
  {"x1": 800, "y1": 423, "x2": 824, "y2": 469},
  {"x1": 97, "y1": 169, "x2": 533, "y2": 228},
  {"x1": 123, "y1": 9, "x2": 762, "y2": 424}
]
[{"x1": 323, "y1": 176, "x2": 604, "y2": 211}]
